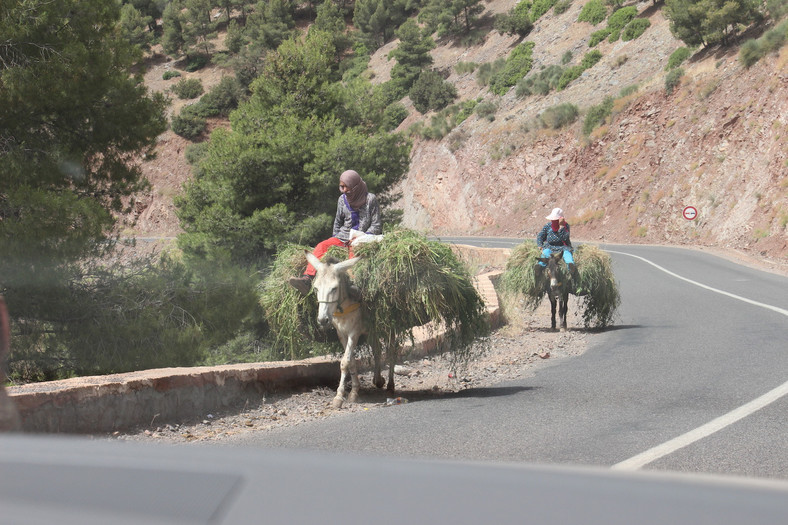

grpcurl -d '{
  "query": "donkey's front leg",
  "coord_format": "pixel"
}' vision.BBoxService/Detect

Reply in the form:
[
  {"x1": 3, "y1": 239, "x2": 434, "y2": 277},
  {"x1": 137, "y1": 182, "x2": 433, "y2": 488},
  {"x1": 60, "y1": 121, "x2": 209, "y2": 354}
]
[
  {"x1": 346, "y1": 335, "x2": 361, "y2": 404},
  {"x1": 333, "y1": 334, "x2": 352, "y2": 408},
  {"x1": 549, "y1": 295, "x2": 558, "y2": 331},
  {"x1": 559, "y1": 294, "x2": 568, "y2": 332}
]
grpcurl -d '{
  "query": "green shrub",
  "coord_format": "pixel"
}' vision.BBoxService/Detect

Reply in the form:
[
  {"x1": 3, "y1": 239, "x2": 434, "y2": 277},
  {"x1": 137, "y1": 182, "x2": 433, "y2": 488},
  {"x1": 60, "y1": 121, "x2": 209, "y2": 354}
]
[
  {"x1": 198, "y1": 76, "x2": 243, "y2": 117},
  {"x1": 583, "y1": 96, "x2": 614, "y2": 135},
  {"x1": 495, "y1": 1, "x2": 534, "y2": 37},
  {"x1": 621, "y1": 18, "x2": 650, "y2": 41},
  {"x1": 607, "y1": 6, "x2": 637, "y2": 34},
  {"x1": 455, "y1": 98, "x2": 480, "y2": 125},
  {"x1": 455, "y1": 61, "x2": 478, "y2": 74},
  {"x1": 476, "y1": 58, "x2": 506, "y2": 87},
  {"x1": 537, "y1": 103, "x2": 579, "y2": 129},
  {"x1": 475, "y1": 100, "x2": 498, "y2": 121},
  {"x1": 410, "y1": 70, "x2": 458, "y2": 114},
  {"x1": 531, "y1": 0, "x2": 559, "y2": 21},
  {"x1": 761, "y1": 20, "x2": 788, "y2": 53},
  {"x1": 666, "y1": 47, "x2": 692, "y2": 70},
  {"x1": 739, "y1": 39, "x2": 763, "y2": 68},
  {"x1": 172, "y1": 77, "x2": 204, "y2": 99},
  {"x1": 557, "y1": 64, "x2": 584, "y2": 90},
  {"x1": 171, "y1": 106, "x2": 207, "y2": 140},
  {"x1": 489, "y1": 42, "x2": 536, "y2": 95},
  {"x1": 516, "y1": 64, "x2": 564, "y2": 97},
  {"x1": 561, "y1": 50, "x2": 573, "y2": 64},
  {"x1": 578, "y1": 0, "x2": 607, "y2": 25},
  {"x1": 184, "y1": 54, "x2": 209, "y2": 72},
  {"x1": 554, "y1": 0, "x2": 573, "y2": 15},
  {"x1": 767, "y1": 0, "x2": 788, "y2": 19},
  {"x1": 589, "y1": 28, "x2": 612, "y2": 47},
  {"x1": 382, "y1": 102, "x2": 409, "y2": 131},
  {"x1": 665, "y1": 68, "x2": 684, "y2": 95},
  {"x1": 619, "y1": 84, "x2": 639, "y2": 97},
  {"x1": 557, "y1": 50, "x2": 602, "y2": 90},
  {"x1": 737, "y1": 20, "x2": 788, "y2": 69},
  {"x1": 580, "y1": 49, "x2": 603, "y2": 68},
  {"x1": 162, "y1": 70, "x2": 181, "y2": 80}
]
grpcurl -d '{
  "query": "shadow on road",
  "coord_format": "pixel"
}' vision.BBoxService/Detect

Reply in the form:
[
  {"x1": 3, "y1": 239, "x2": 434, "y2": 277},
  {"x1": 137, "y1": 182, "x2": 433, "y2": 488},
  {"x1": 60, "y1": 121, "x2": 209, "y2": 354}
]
[{"x1": 442, "y1": 385, "x2": 536, "y2": 399}]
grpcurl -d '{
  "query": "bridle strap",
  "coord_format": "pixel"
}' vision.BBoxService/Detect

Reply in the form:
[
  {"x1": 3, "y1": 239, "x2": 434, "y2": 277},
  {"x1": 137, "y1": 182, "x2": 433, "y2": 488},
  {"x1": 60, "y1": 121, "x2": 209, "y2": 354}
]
[{"x1": 333, "y1": 302, "x2": 361, "y2": 317}]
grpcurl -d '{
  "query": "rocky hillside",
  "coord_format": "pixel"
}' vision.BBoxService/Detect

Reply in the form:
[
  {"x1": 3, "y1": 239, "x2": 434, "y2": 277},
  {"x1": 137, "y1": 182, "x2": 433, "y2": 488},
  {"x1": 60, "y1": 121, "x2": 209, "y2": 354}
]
[{"x1": 130, "y1": 0, "x2": 788, "y2": 271}]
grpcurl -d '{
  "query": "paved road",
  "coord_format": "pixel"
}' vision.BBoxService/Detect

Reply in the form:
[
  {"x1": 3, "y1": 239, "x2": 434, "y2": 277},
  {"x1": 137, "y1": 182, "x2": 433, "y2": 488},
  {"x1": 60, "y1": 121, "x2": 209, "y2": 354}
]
[{"x1": 225, "y1": 242, "x2": 788, "y2": 481}]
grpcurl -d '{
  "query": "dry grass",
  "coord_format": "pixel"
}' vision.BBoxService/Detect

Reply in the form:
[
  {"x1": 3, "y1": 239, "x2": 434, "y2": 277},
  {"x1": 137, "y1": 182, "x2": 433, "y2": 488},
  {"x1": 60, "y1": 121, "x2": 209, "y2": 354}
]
[
  {"x1": 499, "y1": 241, "x2": 621, "y2": 328},
  {"x1": 259, "y1": 230, "x2": 490, "y2": 365}
]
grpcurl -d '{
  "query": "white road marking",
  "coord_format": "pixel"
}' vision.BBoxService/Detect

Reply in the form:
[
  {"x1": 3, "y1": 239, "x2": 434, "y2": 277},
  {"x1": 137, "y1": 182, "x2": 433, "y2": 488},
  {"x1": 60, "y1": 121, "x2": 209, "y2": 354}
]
[
  {"x1": 607, "y1": 250, "x2": 788, "y2": 317},
  {"x1": 612, "y1": 380, "x2": 788, "y2": 470},
  {"x1": 607, "y1": 250, "x2": 788, "y2": 470}
]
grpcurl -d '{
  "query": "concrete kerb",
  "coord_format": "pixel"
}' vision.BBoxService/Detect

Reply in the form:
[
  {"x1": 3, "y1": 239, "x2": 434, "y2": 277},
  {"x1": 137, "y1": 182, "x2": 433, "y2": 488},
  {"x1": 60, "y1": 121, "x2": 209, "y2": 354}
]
[{"x1": 5, "y1": 246, "x2": 511, "y2": 435}]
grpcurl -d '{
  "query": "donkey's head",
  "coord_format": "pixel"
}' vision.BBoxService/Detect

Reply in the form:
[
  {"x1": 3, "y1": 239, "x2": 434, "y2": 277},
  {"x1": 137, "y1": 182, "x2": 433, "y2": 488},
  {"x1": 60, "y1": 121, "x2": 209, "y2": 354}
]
[
  {"x1": 306, "y1": 252, "x2": 361, "y2": 327},
  {"x1": 537, "y1": 251, "x2": 566, "y2": 292}
]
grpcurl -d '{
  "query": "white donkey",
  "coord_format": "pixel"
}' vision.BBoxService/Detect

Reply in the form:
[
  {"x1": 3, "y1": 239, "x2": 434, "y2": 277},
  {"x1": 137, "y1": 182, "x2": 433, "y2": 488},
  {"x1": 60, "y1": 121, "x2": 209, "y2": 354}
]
[{"x1": 306, "y1": 252, "x2": 385, "y2": 408}]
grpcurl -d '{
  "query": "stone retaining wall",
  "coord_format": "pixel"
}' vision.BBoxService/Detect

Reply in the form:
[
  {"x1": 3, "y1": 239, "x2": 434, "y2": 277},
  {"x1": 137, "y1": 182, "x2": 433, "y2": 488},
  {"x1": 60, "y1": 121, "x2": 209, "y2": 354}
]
[{"x1": 3, "y1": 247, "x2": 509, "y2": 434}]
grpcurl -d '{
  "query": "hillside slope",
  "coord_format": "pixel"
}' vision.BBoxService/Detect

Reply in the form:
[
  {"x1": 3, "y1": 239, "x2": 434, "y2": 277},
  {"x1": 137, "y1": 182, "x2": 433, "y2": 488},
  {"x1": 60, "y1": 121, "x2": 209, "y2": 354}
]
[{"x1": 131, "y1": 0, "x2": 788, "y2": 271}]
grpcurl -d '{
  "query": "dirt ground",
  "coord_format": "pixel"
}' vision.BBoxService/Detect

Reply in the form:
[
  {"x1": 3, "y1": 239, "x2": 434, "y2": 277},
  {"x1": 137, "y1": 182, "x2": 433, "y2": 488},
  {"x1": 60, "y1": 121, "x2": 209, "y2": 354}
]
[{"x1": 109, "y1": 299, "x2": 589, "y2": 444}]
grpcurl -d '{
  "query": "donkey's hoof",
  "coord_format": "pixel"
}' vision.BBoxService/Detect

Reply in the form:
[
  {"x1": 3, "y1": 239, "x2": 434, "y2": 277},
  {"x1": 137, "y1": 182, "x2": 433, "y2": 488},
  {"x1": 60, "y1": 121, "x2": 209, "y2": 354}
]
[
  {"x1": 374, "y1": 376, "x2": 385, "y2": 389},
  {"x1": 347, "y1": 392, "x2": 359, "y2": 404},
  {"x1": 332, "y1": 396, "x2": 345, "y2": 409}
]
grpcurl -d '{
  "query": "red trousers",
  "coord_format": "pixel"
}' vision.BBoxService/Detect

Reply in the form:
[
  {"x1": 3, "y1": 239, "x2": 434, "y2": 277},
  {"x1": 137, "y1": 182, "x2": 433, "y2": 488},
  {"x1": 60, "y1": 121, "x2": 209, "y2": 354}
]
[{"x1": 305, "y1": 237, "x2": 353, "y2": 276}]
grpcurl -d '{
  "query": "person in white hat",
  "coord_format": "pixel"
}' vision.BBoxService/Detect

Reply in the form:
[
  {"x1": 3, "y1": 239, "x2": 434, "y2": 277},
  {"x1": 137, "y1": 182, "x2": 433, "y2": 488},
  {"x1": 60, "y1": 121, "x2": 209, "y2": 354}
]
[{"x1": 536, "y1": 207, "x2": 585, "y2": 295}]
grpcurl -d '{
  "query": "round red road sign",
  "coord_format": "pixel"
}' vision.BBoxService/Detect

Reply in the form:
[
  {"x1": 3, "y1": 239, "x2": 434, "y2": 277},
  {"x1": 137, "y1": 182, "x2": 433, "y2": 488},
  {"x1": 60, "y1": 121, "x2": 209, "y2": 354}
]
[{"x1": 683, "y1": 206, "x2": 698, "y2": 220}]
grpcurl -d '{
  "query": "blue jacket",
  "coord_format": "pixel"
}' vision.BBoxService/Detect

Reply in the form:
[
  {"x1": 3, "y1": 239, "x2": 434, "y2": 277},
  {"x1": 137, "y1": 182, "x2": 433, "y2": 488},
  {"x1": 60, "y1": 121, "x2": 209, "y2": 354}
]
[{"x1": 536, "y1": 222, "x2": 572, "y2": 251}]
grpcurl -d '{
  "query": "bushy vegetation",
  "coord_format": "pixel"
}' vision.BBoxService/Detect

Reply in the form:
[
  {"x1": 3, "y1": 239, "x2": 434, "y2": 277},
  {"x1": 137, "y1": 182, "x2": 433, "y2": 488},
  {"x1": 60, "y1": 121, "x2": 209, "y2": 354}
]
[
  {"x1": 489, "y1": 42, "x2": 536, "y2": 95},
  {"x1": 171, "y1": 107, "x2": 207, "y2": 140},
  {"x1": 665, "y1": 67, "x2": 684, "y2": 94},
  {"x1": 172, "y1": 77, "x2": 204, "y2": 99},
  {"x1": 495, "y1": 0, "x2": 534, "y2": 37},
  {"x1": 456, "y1": 98, "x2": 481, "y2": 125},
  {"x1": 475, "y1": 100, "x2": 498, "y2": 121},
  {"x1": 534, "y1": 103, "x2": 580, "y2": 130},
  {"x1": 607, "y1": 6, "x2": 638, "y2": 42},
  {"x1": 455, "y1": 61, "x2": 479, "y2": 74},
  {"x1": 622, "y1": 18, "x2": 651, "y2": 41},
  {"x1": 410, "y1": 70, "x2": 458, "y2": 114},
  {"x1": 557, "y1": 50, "x2": 603, "y2": 90},
  {"x1": 665, "y1": 0, "x2": 762, "y2": 47},
  {"x1": 739, "y1": 19, "x2": 788, "y2": 67},
  {"x1": 8, "y1": 0, "x2": 784, "y2": 383},
  {"x1": 517, "y1": 64, "x2": 565, "y2": 97},
  {"x1": 588, "y1": 6, "x2": 650, "y2": 46},
  {"x1": 477, "y1": 58, "x2": 507, "y2": 87},
  {"x1": 578, "y1": 0, "x2": 608, "y2": 25},
  {"x1": 666, "y1": 47, "x2": 693, "y2": 70},
  {"x1": 583, "y1": 96, "x2": 615, "y2": 135}
]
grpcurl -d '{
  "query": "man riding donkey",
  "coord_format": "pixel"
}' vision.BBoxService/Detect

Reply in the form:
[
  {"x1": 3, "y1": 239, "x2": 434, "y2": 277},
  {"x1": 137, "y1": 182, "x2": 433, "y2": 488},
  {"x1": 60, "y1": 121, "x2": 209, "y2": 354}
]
[
  {"x1": 289, "y1": 169, "x2": 381, "y2": 297},
  {"x1": 536, "y1": 207, "x2": 586, "y2": 295}
]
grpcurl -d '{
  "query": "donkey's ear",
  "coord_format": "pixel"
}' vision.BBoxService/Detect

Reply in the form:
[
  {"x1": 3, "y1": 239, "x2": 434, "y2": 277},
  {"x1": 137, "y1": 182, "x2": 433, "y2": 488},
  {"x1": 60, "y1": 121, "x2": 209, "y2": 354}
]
[
  {"x1": 305, "y1": 251, "x2": 322, "y2": 270},
  {"x1": 334, "y1": 256, "x2": 361, "y2": 273}
]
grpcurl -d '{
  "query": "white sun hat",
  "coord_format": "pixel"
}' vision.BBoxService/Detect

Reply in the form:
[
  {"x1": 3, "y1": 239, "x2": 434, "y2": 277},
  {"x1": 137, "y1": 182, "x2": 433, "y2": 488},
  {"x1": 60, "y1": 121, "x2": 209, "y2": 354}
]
[{"x1": 545, "y1": 207, "x2": 564, "y2": 220}]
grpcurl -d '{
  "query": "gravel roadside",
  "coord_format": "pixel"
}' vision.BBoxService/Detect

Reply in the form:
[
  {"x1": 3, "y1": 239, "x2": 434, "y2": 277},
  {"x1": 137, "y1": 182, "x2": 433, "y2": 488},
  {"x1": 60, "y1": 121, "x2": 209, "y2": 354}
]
[{"x1": 109, "y1": 300, "x2": 592, "y2": 444}]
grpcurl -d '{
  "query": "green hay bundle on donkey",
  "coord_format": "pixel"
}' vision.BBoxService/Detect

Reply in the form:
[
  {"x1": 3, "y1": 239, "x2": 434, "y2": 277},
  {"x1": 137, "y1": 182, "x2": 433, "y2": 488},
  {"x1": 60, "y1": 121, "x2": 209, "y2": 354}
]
[
  {"x1": 499, "y1": 240, "x2": 620, "y2": 328},
  {"x1": 260, "y1": 230, "x2": 490, "y2": 365}
]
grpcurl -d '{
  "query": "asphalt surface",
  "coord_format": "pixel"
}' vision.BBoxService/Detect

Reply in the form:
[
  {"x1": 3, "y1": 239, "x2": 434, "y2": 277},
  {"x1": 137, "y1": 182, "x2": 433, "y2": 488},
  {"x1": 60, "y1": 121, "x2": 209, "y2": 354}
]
[{"x1": 222, "y1": 242, "x2": 788, "y2": 481}]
